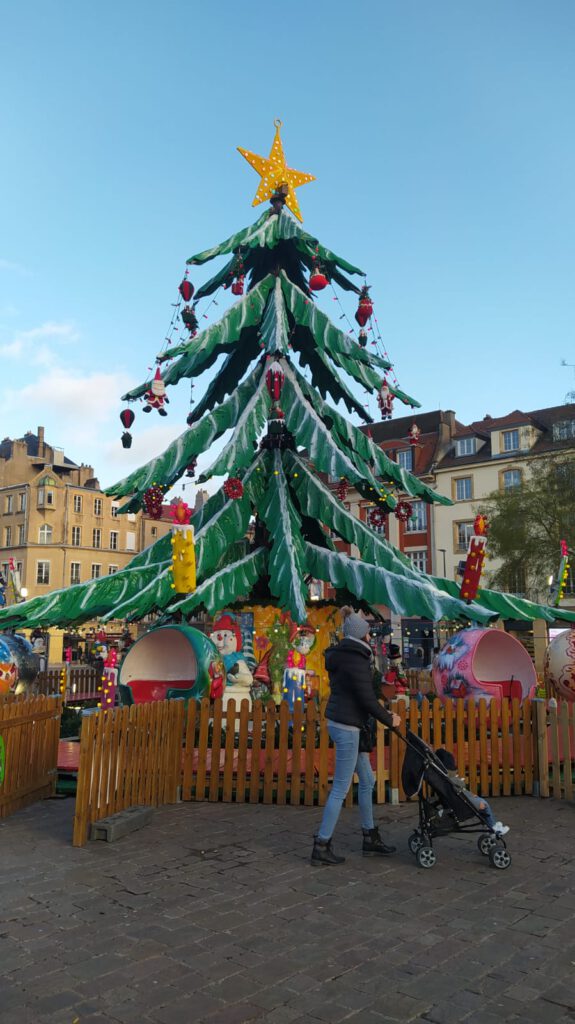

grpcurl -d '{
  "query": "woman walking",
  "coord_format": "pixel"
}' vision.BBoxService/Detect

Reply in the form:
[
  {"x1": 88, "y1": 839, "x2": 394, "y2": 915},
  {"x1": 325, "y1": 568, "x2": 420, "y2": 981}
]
[{"x1": 312, "y1": 608, "x2": 401, "y2": 866}]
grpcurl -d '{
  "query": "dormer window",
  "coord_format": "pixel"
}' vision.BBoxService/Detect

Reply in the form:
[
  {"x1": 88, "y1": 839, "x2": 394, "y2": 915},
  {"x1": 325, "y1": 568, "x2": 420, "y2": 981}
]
[
  {"x1": 502, "y1": 429, "x2": 520, "y2": 452},
  {"x1": 553, "y1": 419, "x2": 575, "y2": 441},
  {"x1": 455, "y1": 438, "x2": 476, "y2": 457}
]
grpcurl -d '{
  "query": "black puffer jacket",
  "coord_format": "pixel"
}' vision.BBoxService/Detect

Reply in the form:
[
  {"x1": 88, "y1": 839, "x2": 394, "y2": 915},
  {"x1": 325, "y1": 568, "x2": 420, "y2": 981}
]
[{"x1": 324, "y1": 638, "x2": 394, "y2": 729}]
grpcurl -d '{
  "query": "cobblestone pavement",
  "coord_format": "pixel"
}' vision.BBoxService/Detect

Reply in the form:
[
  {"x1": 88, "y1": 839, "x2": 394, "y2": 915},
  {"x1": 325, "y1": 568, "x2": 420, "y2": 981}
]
[{"x1": 1, "y1": 796, "x2": 574, "y2": 1024}]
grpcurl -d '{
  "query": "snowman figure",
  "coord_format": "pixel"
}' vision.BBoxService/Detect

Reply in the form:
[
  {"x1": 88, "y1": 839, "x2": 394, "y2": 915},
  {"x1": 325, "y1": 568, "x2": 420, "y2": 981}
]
[{"x1": 209, "y1": 613, "x2": 253, "y2": 709}]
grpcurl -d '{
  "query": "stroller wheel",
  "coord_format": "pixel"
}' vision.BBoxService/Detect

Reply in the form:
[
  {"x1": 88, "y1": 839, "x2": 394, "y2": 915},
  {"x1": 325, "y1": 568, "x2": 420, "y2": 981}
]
[
  {"x1": 478, "y1": 834, "x2": 498, "y2": 856},
  {"x1": 408, "y1": 832, "x2": 423, "y2": 855},
  {"x1": 416, "y1": 845, "x2": 436, "y2": 869},
  {"x1": 489, "y1": 844, "x2": 512, "y2": 870}
]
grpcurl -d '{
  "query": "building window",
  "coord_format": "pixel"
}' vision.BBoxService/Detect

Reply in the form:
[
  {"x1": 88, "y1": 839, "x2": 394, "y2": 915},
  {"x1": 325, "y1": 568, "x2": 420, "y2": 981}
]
[
  {"x1": 552, "y1": 419, "x2": 575, "y2": 441},
  {"x1": 73, "y1": 495, "x2": 83, "y2": 513},
  {"x1": 18, "y1": 524, "x2": 25, "y2": 545},
  {"x1": 456, "y1": 522, "x2": 475, "y2": 552},
  {"x1": 93, "y1": 528, "x2": 102, "y2": 549},
  {"x1": 405, "y1": 501, "x2": 427, "y2": 533},
  {"x1": 126, "y1": 531, "x2": 136, "y2": 551},
  {"x1": 38, "y1": 524, "x2": 53, "y2": 544},
  {"x1": 111, "y1": 503, "x2": 119, "y2": 518},
  {"x1": 506, "y1": 568, "x2": 527, "y2": 596},
  {"x1": 70, "y1": 562, "x2": 81, "y2": 585},
  {"x1": 455, "y1": 477, "x2": 473, "y2": 501},
  {"x1": 151, "y1": 527, "x2": 157, "y2": 537},
  {"x1": 91, "y1": 564, "x2": 101, "y2": 579},
  {"x1": 110, "y1": 531, "x2": 119, "y2": 551},
  {"x1": 502, "y1": 429, "x2": 520, "y2": 452},
  {"x1": 94, "y1": 498, "x2": 102, "y2": 516},
  {"x1": 5, "y1": 495, "x2": 13, "y2": 513},
  {"x1": 71, "y1": 526, "x2": 81, "y2": 546},
  {"x1": 455, "y1": 438, "x2": 476, "y2": 457},
  {"x1": 18, "y1": 492, "x2": 26, "y2": 512},
  {"x1": 108, "y1": 564, "x2": 118, "y2": 575},
  {"x1": 5, "y1": 526, "x2": 12, "y2": 546},
  {"x1": 407, "y1": 550, "x2": 428, "y2": 573},
  {"x1": 397, "y1": 449, "x2": 413, "y2": 471},
  {"x1": 503, "y1": 469, "x2": 521, "y2": 490},
  {"x1": 37, "y1": 488, "x2": 54, "y2": 507},
  {"x1": 36, "y1": 561, "x2": 50, "y2": 585}
]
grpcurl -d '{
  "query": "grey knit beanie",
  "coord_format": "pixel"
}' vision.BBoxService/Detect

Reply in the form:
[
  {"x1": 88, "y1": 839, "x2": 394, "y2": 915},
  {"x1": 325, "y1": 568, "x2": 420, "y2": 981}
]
[{"x1": 342, "y1": 610, "x2": 370, "y2": 641}]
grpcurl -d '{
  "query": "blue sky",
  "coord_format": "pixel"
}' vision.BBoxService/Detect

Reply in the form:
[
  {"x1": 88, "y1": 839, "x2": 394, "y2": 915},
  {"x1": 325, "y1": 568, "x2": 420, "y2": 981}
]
[{"x1": 1, "y1": 0, "x2": 574, "y2": 495}]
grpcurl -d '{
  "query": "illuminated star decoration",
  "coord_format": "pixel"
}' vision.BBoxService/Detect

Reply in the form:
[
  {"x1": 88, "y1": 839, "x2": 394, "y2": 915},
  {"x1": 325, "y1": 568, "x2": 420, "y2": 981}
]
[{"x1": 237, "y1": 119, "x2": 315, "y2": 223}]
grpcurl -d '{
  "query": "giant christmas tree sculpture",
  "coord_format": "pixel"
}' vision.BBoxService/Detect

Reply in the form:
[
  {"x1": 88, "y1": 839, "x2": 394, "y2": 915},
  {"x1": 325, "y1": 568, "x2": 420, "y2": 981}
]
[{"x1": 1, "y1": 123, "x2": 574, "y2": 632}]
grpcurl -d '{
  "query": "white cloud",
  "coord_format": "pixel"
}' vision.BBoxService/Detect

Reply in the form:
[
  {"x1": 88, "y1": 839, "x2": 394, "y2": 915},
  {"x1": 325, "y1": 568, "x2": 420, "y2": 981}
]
[
  {"x1": 2, "y1": 368, "x2": 133, "y2": 437},
  {"x1": 0, "y1": 321, "x2": 80, "y2": 360},
  {"x1": 0, "y1": 338, "x2": 24, "y2": 357}
]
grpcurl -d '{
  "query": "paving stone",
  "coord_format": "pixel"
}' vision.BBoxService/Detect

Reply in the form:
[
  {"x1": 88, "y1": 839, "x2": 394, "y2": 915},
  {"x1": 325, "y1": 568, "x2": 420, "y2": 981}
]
[{"x1": 0, "y1": 797, "x2": 574, "y2": 1024}]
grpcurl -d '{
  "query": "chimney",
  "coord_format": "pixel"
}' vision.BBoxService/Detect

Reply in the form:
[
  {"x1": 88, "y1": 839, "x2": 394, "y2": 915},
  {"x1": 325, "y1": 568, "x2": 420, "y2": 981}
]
[{"x1": 37, "y1": 426, "x2": 45, "y2": 459}]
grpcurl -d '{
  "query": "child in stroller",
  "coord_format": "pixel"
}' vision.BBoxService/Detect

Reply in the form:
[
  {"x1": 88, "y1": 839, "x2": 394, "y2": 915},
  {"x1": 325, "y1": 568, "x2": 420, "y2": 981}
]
[{"x1": 401, "y1": 731, "x2": 512, "y2": 870}]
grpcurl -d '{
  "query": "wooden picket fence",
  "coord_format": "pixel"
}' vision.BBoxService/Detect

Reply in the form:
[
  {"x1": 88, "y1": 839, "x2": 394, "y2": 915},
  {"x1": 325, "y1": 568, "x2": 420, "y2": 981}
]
[
  {"x1": 37, "y1": 666, "x2": 100, "y2": 702},
  {"x1": 73, "y1": 701, "x2": 185, "y2": 846},
  {"x1": 71, "y1": 694, "x2": 575, "y2": 847},
  {"x1": 0, "y1": 694, "x2": 62, "y2": 820}
]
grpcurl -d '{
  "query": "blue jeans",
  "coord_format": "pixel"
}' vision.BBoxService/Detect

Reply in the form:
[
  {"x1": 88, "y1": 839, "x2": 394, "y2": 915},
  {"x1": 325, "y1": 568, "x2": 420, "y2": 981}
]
[
  {"x1": 317, "y1": 722, "x2": 375, "y2": 841},
  {"x1": 464, "y1": 789, "x2": 496, "y2": 827}
]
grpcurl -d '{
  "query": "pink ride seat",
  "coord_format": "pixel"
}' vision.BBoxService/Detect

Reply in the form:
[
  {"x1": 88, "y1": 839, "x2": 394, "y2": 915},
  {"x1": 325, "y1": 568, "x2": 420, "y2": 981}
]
[{"x1": 130, "y1": 679, "x2": 194, "y2": 703}]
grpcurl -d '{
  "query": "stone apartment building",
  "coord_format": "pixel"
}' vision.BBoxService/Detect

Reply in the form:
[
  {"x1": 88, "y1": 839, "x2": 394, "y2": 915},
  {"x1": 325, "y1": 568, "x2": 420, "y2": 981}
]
[
  {"x1": 433, "y1": 403, "x2": 575, "y2": 593},
  {"x1": 0, "y1": 427, "x2": 172, "y2": 606},
  {"x1": 322, "y1": 403, "x2": 575, "y2": 666}
]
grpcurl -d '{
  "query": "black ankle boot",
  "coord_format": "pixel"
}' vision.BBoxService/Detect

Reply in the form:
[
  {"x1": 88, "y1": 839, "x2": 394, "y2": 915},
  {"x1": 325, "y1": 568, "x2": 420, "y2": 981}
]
[
  {"x1": 311, "y1": 837, "x2": 346, "y2": 866},
  {"x1": 362, "y1": 827, "x2": 396, "y2": 856}
]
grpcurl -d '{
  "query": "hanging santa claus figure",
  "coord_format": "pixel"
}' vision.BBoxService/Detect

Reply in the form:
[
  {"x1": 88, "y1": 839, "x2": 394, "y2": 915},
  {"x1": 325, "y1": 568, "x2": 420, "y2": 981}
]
[
  {"x1": 143, "y1": 367, "x2": 169, "y2": 416},
  {"x1": 377, "y1": 378, "x2": 394, "y2": 420}
]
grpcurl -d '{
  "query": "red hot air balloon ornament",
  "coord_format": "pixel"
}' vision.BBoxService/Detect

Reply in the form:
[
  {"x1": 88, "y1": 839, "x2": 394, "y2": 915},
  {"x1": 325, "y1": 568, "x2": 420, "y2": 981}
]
[
  {"x1": 178, "y1": 276, "x2": 194, "y2": 303},
  {"x1": 355, "y1": 286, "x2": 373, "y2": 328},
  {"x1": 120, "y1": 408, "x2": 135, "y2": 449}
]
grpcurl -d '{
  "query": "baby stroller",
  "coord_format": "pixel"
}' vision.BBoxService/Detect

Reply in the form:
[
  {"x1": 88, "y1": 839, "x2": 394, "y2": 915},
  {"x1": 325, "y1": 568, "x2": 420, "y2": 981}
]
[{"x1": 401, "y1": 730, "x2": 511, "y2": 870}]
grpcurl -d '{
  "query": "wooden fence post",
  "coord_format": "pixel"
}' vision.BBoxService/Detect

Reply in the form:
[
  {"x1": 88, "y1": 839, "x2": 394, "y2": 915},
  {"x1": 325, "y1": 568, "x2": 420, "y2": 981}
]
[{"x1": 532, "y1": 700, "x2": 549, "y2": 798}]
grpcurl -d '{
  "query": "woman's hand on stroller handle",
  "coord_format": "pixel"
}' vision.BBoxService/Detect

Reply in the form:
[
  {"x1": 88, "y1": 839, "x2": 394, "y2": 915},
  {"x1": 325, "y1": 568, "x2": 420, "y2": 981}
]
[{"x1": 390, "y1": 713, "x2": 402, "y2": 729}]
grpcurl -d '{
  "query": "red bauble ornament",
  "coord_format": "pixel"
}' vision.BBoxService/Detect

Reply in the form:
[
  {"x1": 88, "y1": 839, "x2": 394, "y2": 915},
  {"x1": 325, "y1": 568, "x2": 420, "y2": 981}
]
[
  {"x1": 223, "y1": 477, "x2": 244, "y2": 500},
  {"x1": 369, "y1": 507, "x2": 388, "y2": 529},
  {"x1": 120, "y1": 408, "x2": 135, "y2": 429},
  {"x1": 265, "y1": 362, "x2": 284, "y2": 401},
  {"x1": 231, "y1": 275, "x2": 245, "y2": 296},
  {"x1": 336, "y1": 479, "x2": 348, "y2": 502},
  {"x1": 394, "y1": 500, "x2": 414, "y2": 524},
  {"x1": 143, "y1": 485, "x2": 165, "y2": 520},
  {"x1": 309, "y1": 270, "x2": 329, "y2": 291},
  {"x1": 179, "y1": 278, "x2": 194, "y2": 302}
]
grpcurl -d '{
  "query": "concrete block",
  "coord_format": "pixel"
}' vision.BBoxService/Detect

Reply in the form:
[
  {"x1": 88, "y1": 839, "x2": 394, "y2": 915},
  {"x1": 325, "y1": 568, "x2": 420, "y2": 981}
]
[{"x1": 89, "y1": 806, "x2": 153, "y2": 843}]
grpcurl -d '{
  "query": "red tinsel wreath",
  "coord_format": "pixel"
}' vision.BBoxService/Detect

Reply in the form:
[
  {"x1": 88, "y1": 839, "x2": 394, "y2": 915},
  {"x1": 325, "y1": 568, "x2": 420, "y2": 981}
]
[
  {"x1": 394, "y1": 500, "x2": 413, "y2": 523},
  {"x1": 224, "y1": 477, "x2": 244, "y2": 500},
  {"x1": 143, "y1": 484, "x2": 165, "y2": 520},
  {"x1": 368, "y1": 507, "x2": 388, "y2": 529}
]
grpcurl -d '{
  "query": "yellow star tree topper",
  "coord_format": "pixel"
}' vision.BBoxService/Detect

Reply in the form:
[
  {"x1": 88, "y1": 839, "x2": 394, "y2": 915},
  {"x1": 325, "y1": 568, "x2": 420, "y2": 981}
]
[{"x1": 238, "y1": 120, "x2": 315, "y2": 223}]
